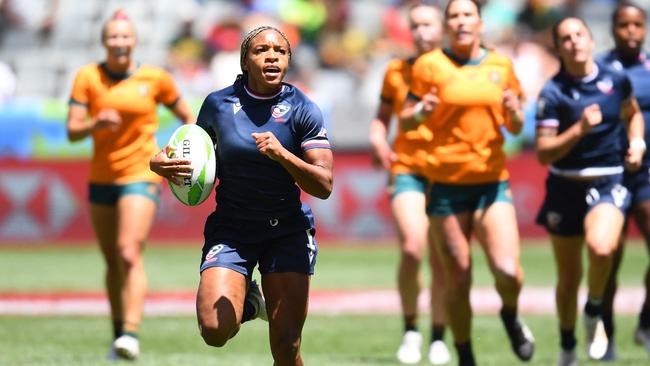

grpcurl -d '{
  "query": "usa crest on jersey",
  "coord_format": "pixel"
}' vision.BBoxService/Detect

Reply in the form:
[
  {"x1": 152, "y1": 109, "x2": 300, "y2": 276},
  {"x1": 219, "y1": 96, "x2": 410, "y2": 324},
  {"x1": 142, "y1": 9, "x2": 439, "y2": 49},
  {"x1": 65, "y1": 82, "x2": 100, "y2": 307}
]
[{"x1": 272, "y1": 104, "x2": 291, "y2": 121}]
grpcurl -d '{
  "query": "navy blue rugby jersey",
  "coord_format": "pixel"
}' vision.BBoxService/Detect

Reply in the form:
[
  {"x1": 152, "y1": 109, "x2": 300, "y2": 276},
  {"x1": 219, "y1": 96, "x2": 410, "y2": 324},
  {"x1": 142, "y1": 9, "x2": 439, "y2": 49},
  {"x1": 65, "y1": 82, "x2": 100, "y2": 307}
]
[
  {"x1": 599, "y1": 50, "x2": 650, "y2": 167},
  {"x1": 197, "y1": 78, "x2": 331, "y2": 220},
  {"x1": 536, "y1": 61, "x2": 632, "y2": 176}
]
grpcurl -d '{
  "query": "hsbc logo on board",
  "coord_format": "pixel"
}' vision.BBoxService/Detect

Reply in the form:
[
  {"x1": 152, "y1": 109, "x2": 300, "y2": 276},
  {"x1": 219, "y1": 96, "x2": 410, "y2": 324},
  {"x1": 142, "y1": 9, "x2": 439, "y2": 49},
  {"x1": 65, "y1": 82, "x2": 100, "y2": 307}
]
[{"x1": 0, "y1": 171, "x2": 77, "y2": 240}]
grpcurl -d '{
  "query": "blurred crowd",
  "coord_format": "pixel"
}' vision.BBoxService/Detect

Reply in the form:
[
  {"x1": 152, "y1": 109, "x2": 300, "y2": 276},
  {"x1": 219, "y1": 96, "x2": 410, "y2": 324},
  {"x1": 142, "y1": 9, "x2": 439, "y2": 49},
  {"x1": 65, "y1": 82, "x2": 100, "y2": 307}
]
[{"x1": 0, "y1": 0, "x2": 646, "y2": 148}]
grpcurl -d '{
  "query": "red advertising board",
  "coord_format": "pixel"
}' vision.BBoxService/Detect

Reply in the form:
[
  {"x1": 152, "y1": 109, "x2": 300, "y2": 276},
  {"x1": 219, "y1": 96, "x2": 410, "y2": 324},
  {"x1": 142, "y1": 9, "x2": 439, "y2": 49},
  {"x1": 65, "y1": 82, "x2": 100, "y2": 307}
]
[{"x1": 0, "y1": 152, "x2": 552, "y2": 244}]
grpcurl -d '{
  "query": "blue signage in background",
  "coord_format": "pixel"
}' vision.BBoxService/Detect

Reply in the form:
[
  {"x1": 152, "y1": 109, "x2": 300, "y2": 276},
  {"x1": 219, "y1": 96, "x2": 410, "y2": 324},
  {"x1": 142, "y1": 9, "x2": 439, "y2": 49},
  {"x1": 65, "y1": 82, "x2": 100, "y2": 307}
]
[{"x1": 0, "y1": 98, "x2": 203, "y2": 160}]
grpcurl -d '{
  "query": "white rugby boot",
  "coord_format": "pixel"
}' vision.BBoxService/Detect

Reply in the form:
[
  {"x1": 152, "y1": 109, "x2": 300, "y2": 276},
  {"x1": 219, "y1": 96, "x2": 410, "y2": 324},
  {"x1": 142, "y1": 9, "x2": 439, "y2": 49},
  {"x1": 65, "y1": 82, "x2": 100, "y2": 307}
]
[
  {"x1": 428, "y1": 340, "x2": 451, "y2": 365},
  {"x1": 113, "y1": 334, "x2": 140, "y2": 360},
  {"x1": 396, "y1": 330, "x2": 422, "y2": 364},
  {"x1": 634, "y1": 326, "x2": 650, "y2": 356},
  {"x1": 584, "y1": 314, "x2": 608, "y2": 360},
  {"x1": 557, "y1": 348, "x2": 578, "y2": 366}
]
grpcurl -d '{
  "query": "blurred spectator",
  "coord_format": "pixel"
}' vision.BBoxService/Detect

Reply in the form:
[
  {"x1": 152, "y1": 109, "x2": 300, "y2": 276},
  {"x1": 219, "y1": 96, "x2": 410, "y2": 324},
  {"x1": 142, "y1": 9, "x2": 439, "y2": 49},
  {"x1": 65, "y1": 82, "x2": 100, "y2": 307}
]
[
  {"x1": 516, "y1": 0, "x2": 571, "y2": 47},
  {"x1": 207, "y1": 18, "x2": 244, "y2": 90},
  {"x1": 168, "y1": 15, "x2": 214, "y2": 97},
  {"x1": 278, "y1": 0, "x2": 327, "y2": 46},
  {"x1": 0, "y1": 60, "x2": 16, "y2": 103},
  {"x1": 0, "y1": 0, "x2": 59, "y2": 44},
  {"x1": 379, "y1": 5, "x2": 412, "y2": 57}
]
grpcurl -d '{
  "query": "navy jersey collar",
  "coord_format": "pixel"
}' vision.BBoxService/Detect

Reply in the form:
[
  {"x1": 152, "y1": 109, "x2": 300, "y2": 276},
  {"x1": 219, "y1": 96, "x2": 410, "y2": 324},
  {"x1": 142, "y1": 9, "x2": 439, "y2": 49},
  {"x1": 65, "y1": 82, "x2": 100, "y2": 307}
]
[
  {"x1": 561, "y1": 62, "x2": 599, "y2": 83},
  {"x1": 243, "y1": 84, "x2": 285, "y2": 100}
]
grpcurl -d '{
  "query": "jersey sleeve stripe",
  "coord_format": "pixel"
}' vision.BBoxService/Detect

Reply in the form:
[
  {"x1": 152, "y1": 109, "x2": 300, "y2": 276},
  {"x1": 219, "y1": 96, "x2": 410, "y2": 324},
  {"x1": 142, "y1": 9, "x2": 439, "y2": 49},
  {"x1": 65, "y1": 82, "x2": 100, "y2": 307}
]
[
  {"x1": 68, "y1": 98, "x2": 88, "y2": 107},
  {"x1": 165, "y1": 96, "x2": 180, "y2": 109},
  {"x1": 380, "y1": 95, "x2": 393, "y2": 104},
  {"x1": 536, "y1": 119, "x2": 559, "y2": 128},
  {"x1": 302, "y1": 139, "x2": 331, "y2": 150}
]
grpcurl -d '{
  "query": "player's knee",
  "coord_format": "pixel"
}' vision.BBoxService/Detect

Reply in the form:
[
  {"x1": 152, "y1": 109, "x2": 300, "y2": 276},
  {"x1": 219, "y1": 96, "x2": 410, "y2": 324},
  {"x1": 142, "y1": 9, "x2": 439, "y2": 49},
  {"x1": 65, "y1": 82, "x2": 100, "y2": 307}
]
[
  {"x1": 400, "y1": 245, "x2": 423, "y2": 266},
  {"x1": 199, "y1": 323, "x2": 232, "y2": 348},
  {"x1": 493, "y1": 261, "x2": 521, "y2": 286},
  {"x1": 587, "y1": 241, "x2": 614, "y2": 262},
  {"x1": 116, "y1": 241, "x2": 143, "y2": 269}
]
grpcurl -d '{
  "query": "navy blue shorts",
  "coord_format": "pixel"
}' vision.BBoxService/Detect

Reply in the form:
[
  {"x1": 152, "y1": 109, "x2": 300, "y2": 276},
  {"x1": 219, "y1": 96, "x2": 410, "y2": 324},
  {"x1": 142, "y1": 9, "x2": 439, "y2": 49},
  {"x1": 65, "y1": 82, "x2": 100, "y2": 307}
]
[
  {"x1": 199, "y1": 211, "x2": 318, "y2": 277},
  {"x1": 624, "y1": 167, "x2": 650, "y2": 207},
  {"x1": 536, "y1": 174, "x2": 630, "y2": 236},
  {"x1": 88, "y1": 182, "x2": 160, "y2": 205}
]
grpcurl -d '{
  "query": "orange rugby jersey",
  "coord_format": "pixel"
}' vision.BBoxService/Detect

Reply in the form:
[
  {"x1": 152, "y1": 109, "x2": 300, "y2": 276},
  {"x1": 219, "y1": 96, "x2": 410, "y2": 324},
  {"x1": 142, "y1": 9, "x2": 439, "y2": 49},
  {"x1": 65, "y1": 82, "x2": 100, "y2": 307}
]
[
  {"x1": 69, "y1": 64, "x2": 181, "y2": 184},
  {"x1": 410, "y1": 48, "x2": 523, "y2": 184},
  {"x1": 380, "y1": 57, "x2": 433, "y2": 176}
]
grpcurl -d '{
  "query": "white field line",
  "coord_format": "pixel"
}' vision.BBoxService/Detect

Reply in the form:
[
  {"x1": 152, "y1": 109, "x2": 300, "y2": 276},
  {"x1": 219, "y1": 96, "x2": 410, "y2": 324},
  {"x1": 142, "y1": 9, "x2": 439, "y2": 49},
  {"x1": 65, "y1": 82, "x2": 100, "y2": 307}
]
[{"x1": 0, "y1": 287, "x2": 645, "y2": 316}]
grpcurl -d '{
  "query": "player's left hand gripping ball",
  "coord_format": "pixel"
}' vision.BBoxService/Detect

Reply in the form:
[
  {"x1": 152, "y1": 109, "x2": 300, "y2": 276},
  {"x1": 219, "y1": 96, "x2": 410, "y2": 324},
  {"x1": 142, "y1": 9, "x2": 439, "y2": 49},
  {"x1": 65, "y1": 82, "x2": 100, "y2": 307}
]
[{"x1": 167, "y1": 124, "x2": 217, "y2": 206}]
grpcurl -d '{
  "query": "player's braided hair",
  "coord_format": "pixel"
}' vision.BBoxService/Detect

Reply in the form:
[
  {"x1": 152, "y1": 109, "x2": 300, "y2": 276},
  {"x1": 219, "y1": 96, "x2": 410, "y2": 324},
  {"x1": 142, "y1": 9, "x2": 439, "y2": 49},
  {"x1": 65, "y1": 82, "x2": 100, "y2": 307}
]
[{"x1": 239, "y1": 25, "x2": 292, "y2": 74}]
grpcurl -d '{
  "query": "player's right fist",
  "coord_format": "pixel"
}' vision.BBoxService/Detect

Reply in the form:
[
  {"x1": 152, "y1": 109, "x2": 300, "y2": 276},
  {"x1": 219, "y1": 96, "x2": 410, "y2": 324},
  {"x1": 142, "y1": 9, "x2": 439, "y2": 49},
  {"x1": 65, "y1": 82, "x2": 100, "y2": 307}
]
[
  {"x1": 421, "y1": 86, "x2": 440, "y2": 114},
  {"x1": 94, "y1": 108, "x2": 122, "y2": 131},
  {"x1": 580, "y1": 104, "x2": 602, "y2": 134}
]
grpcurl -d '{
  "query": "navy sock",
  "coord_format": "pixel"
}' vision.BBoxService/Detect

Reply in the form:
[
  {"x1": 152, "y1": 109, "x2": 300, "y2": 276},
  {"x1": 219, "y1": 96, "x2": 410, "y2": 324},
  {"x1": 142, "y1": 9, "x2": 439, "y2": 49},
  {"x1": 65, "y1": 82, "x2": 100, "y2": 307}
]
[
  {"x1": 500, "y1": 306, "x2": 518, "y2": 331},
  {"x1": 560, "y1": 328, "x2": 576, "y2": 351},
  {"x1": 455, "y1": 341, "x2": 475, "y2": 366},
  {"x1": 112, "y1": 320, "x2": 123, "y2": 340},
  {"x1": 640, "y1": 305, "x2": 650, "y2": 328},
  {"x1": 602, "y1": 312, "x2": 614, "y2": 339},
  {"x1": 585, "y1": 298, "x2": 603, "y2": 317},
  {"x1": 241, "y1": 299, "x2": 255, "y2": 323},
  {"x1": 404, "y1": 315, "x2": 418, "y2": 333},
  {"x1": 432, "y1": 324, "x2": 445, "y2": 342}
]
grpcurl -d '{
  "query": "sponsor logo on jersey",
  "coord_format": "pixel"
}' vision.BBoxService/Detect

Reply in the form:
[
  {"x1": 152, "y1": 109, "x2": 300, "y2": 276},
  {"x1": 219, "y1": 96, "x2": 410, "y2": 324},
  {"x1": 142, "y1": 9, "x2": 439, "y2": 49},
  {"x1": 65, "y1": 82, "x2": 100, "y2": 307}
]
[
  {"x1": 596, "y1": 79, "x2": 613, "y2": 95},
  {"x1": 139, "y1": 84, "x2": 149, "y2": 96},
  {"x1": 571, "y1": 89, "x2": 580, "y2": 100},
  {"x1": 489, "y1": 71, "x2": 501, "y2": 84},
  {"x1": 272, "y1": 104, "x2": 291, "y2": 121}
]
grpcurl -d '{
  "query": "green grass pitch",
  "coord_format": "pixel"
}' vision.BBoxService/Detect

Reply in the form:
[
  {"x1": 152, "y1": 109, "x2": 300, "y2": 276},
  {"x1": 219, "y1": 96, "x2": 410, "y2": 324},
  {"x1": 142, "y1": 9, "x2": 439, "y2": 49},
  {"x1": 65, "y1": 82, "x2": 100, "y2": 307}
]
[{"x1": 0, "y1": 239, "x2": 648, "y2": 365}]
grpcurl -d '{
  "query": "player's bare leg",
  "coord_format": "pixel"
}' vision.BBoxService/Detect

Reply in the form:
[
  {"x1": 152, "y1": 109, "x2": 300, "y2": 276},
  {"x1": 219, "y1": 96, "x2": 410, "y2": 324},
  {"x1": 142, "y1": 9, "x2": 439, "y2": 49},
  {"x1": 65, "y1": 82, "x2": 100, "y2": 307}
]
[
  {"x1": 430, "y1": 212, "x2": 474, "y2": 365},
  {"x1": 551, "y1": 234, "x2": 584, "y2": 364},
  {"x1": 116, "y1": 195, "x2": 156, "y2": 334},
  {"x1": 428, "y1": 224, "x2": 450, "y2": 364},
  {"x1": 632, "y1": 200, "x2": 650, "y2": 354},
  {"x1": 197, "y1": 267, "x2": 247, "y2": 346},
  {"x1": 392, "y1": 191, "x2": 427, "y2": 363},
  {"x1": 262, "y1": 272, "x2": 310, "y2": 366},
  {"x1": 584, "y1": 204, "x2": 623, "y2": 301},
  {"x1": 602, "y1": 230, "x2": 625, "y2": 359},
  {"x1": 90, "y1": 204, "x2": 122, "y2": 339},
  {"x1": 475, "y1": 202, "x2": 533, "y2": 361}
]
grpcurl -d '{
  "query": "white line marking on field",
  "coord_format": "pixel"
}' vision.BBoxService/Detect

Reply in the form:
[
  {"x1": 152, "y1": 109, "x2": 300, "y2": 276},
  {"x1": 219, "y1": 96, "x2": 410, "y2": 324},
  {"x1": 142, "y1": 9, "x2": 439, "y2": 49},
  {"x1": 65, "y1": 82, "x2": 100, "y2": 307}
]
[{"x1": 0, "y1": 287, "x2": 644, "y2": 315}]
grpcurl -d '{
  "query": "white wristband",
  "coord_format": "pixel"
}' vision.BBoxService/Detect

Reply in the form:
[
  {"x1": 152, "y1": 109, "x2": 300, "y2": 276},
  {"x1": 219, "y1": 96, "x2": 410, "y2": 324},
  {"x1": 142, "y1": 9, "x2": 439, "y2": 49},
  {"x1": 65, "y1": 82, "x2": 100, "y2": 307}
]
[
  {"x1": 413, "y1": 102, "x2": 426, "y2": 122},
  {"x1": 630, "y1": 137, "x2": 647, "y2": 152}
]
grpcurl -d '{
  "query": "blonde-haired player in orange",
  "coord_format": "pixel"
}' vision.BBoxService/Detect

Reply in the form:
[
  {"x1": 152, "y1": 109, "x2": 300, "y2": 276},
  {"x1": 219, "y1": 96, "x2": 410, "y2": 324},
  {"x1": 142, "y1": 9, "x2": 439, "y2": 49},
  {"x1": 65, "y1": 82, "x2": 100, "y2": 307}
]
[
  {"x1": 66, "y1": 9, "x2": 194, "y2": 361},
  {"x1": 400, "y1": 1, "x2": 534, "y2": 365},
  {"x1": 369, "y1": 2, "x2": 450, "y2": 364}
]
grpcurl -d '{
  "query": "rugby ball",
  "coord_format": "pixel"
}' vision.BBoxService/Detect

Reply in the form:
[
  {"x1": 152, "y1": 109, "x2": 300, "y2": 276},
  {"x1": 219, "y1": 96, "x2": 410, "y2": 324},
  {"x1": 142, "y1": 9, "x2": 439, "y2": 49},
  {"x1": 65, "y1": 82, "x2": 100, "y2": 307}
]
[{"x1": 166, "y1": 124, "x2": 216, "y2": 206}]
